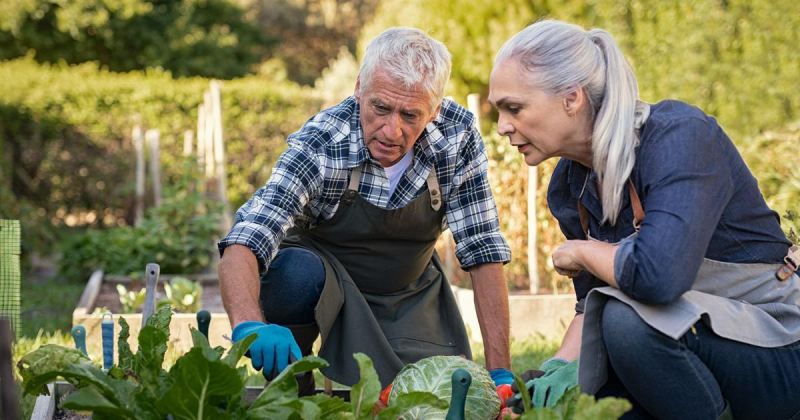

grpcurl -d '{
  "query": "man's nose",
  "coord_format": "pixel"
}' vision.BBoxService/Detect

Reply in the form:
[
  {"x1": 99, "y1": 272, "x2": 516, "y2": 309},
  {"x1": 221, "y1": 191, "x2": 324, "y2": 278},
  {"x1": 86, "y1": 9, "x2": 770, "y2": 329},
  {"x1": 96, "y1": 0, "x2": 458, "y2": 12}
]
[{"x1": 382, "y1": 113, "x2": 403, "y2": 141}]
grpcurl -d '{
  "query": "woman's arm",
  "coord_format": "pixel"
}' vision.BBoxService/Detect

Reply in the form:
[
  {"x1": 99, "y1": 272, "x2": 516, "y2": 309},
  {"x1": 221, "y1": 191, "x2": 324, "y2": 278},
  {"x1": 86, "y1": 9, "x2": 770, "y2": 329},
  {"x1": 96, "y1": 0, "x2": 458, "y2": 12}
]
[{"x1": 552, "y1": 239, "x2": 619, "y2": 288}]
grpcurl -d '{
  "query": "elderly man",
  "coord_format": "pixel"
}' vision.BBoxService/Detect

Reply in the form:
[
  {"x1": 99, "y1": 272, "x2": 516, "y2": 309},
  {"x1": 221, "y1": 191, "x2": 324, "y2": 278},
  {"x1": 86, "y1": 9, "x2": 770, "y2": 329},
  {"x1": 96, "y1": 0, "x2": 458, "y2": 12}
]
[{"x1": 218, "y1": 27, "x2": 513, "y2": 397}]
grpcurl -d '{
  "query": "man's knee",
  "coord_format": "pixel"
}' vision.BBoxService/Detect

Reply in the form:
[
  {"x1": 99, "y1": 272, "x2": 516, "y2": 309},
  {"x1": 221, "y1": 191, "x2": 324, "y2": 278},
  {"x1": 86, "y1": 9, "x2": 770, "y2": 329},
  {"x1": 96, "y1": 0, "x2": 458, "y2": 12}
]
[{"x1": 260, "y1": 248, "x2": 326, "y2": 324}]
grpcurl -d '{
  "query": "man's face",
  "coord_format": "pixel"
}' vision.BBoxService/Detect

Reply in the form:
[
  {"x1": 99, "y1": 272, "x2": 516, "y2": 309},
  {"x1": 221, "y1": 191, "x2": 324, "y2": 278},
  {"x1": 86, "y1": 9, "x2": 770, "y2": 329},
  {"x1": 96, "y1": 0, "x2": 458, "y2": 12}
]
[{"x1": 356, "y1": 70, "x2": 441, "y2": 167}]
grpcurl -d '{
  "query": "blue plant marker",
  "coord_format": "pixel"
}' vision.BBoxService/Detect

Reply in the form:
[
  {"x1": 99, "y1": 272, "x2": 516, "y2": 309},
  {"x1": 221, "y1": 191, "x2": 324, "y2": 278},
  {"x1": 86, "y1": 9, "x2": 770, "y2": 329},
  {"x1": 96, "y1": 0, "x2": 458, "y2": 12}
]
[
  {"x1": 71, "y1": 325, "x2": 87, "y2": 356},
  {"x1": 101, "y1": 312, "x2": 114, "y2": 370},
  {"x1": 196, "y1": 309, "x2": 211, "y2": 339}
]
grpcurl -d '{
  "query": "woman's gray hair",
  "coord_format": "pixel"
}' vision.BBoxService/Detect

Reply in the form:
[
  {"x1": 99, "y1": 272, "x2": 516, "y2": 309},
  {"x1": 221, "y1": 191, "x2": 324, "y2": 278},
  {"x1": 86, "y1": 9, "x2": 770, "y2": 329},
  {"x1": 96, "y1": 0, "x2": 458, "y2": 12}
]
[
  {"x1": 496, "y1": 20, "x2": 640, "y2": 225},
  {"x1": 358, "y1": 27, "x2": 452, "y2": 111}
]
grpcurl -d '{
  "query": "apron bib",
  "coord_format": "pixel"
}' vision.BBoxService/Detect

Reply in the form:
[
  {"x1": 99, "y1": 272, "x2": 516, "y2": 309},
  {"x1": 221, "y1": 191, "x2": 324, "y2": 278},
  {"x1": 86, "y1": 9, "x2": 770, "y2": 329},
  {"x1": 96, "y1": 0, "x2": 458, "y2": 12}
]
[{"x1": 281, "y1": 162, "x2": 471, "y2": 387}]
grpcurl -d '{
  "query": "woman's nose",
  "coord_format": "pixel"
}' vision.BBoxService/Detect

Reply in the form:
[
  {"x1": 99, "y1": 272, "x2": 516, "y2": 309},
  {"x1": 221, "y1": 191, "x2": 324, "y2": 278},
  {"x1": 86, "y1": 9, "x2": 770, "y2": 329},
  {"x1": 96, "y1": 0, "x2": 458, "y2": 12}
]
[{"x1": 497, "y1": 114, "x2": 514, "y2": 136}]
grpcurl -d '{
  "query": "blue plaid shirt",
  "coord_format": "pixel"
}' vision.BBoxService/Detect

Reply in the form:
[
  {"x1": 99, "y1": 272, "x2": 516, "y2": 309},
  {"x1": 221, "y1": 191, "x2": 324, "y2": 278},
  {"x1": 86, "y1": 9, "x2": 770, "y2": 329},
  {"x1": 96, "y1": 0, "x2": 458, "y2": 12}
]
[{"x1": 219, "y1": 96, "x2": 511, "y2": 274}]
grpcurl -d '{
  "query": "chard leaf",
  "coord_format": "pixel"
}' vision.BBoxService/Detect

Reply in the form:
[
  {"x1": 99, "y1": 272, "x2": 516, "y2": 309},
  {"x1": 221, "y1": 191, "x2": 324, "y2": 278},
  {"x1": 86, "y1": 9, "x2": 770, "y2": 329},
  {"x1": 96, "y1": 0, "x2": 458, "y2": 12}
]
[
  {"x1": 17, "y1": 344, "x2": 91, "y2": 396},
  {"x1": 349, "y1": 353, "x2": 380, "y2": 420},
  {"x1": 279, "y1": 399, "x2": 321, "y2": 419},
  {"x1": 517, "y1": 386, "x2": 631, "y2": 420},
  {"x1": 301, "y1": 394, "x2": 350, "y2": 417},
  {"x1": 156, "y1": 347, "x2": 243, "y2": 420},
  {"x1": 191, "y1": 327, "x2": 224, "y2": 361},
  {"x1": 145, "y1": 304, "x2": 173, "y2": 335},
  {"x1": 222, "y1": 333, "x2": 257, "y2": 368},
  {"x1": 247, "y1": 357, "x2": 328, "y2": 419},
  {"x1": 61, "y1": 387, "x2": 136, "y2": 420},
  {"x1": 375, "y1": 391, "x2": 448, "y2": 420},
  {"x1": 517, "y1": 409, "x2": 561, "y2": 420},
  {"x1": 117, "y1": 317, "x2": 134, "y2": 371}
]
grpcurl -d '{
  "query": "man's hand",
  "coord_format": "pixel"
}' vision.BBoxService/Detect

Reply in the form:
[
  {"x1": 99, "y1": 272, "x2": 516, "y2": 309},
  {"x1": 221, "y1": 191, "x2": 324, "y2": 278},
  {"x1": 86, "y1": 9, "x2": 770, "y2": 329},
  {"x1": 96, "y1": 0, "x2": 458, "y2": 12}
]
[
  {"x1": 490, "y1": 368, "x2": 515, "y2": 409},
  {"x1": 232, "y1": 321, "x2": 302, "y2": 380},
  {"x1": 504, "y1": 369, "x2": 546, "y2": 413}
]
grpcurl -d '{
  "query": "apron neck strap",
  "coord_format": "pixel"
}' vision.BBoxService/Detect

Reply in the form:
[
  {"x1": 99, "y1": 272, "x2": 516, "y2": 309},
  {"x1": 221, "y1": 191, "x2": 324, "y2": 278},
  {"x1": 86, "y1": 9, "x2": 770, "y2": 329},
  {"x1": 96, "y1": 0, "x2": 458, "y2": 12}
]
[
  {"x1": 348, "y1": 165, "x2": 363, "y2": 191},
  {"x1": 347, "y1": 162, "x2": 441, "y2": 211},
  {"x1": 578, "y1": 179, "x2": 644, "y2": 237},
  {"x1": 426, "y1": 164, "x2": 442, "y2": 211}
]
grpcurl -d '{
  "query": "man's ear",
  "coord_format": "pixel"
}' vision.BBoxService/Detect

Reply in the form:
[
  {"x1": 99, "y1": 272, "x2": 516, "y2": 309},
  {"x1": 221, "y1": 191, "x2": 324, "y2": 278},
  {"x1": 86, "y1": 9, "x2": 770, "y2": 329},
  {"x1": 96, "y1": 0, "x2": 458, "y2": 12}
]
[
  {"x1": 428, "y1": 104, "x2": 442, "y2": 123},
  {"x1": 354, "y1": 77, "x2": 361, "y2": 102}
]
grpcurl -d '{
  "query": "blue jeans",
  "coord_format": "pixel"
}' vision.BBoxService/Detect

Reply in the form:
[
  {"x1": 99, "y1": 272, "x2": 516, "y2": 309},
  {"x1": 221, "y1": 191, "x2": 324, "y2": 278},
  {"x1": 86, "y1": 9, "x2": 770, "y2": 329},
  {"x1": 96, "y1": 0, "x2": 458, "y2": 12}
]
[
  {"x1": 259, "y1": 247, "x2": 326, "y2": 325},
  {"x1": 597, "y1": 299, "x2": 800, "y2": 420}
]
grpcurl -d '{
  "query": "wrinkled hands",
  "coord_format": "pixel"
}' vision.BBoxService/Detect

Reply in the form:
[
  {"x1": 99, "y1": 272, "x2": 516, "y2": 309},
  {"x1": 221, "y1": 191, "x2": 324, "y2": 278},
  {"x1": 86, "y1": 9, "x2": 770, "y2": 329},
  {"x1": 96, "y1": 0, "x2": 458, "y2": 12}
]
[
  {"x1": 505, "y1": 358, "x2": 579, "y2": 411},
  {"x1": 552, "y1": 240, "x2": 587, "y2": 278},
  {"x1": 231, "y1": 321, "x2": 302, "y2": 380}
]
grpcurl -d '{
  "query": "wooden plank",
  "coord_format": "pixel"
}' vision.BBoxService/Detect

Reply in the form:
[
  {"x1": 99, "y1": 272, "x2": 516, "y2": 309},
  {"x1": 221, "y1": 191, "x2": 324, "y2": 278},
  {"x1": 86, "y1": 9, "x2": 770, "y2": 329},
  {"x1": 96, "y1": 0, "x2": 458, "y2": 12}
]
[
  {"x1": 73, "y1": 270, "x2": 104, "y2": 317},
  {"x1": 146, "y1": 129, "x2": 162, "y2": 207},
  {"x1": 141, "y1": 263, "x2": 160, "y2": 327},
  {"x1": 30, "y1": 383, "x2": 55, "y2": 420}
]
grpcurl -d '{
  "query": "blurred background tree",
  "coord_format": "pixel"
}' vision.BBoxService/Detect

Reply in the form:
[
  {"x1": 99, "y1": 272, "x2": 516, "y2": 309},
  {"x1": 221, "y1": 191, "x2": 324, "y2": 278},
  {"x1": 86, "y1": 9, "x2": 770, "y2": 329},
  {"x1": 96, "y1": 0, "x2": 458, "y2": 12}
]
[{"x1": 0, "y1": 0, "x2": 798, "y2": 291}]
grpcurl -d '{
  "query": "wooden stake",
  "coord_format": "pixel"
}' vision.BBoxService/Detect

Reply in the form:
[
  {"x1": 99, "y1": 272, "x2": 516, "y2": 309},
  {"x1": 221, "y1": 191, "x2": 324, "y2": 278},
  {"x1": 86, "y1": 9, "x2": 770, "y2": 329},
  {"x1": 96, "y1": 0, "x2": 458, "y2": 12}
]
[
  {"x1": 146, "y1": 129, "x2": 162, "y2": 207},
  {"x1": 203, "y1": 91, "x2": 215, "y2": 180},
  {"x1": 133, "y1": 125, "x2": 145, "y2": 226},
  {"x1": 197, "y1": 104, "x2": 206, "y2": 171},
  {"x1": 467, "y1": 93, "x2": 482, "y2": 132},
  {"x1": 528, "y1": 166, "x2": 539, "y2": 294},
  {"x1": 183, "y1": 130, "x2": 194, "y2": 157},
  {"x1": 210, "y1": 81, "x2": 232, "y2": 229}
]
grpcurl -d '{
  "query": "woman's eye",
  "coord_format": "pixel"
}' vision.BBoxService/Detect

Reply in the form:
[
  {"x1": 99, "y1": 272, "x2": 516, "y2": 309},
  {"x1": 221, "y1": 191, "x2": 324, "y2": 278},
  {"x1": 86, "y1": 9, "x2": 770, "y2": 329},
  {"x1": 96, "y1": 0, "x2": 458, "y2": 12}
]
[{"x1": 508, "y1": 107, "x2": 521, "y2": 115}]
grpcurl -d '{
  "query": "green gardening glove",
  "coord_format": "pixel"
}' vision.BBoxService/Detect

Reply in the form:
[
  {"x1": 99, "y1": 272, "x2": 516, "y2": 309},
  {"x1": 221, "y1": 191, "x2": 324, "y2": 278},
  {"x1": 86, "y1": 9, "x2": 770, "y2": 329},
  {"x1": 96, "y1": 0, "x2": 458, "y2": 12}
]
[{"x1": 530, "y1": 358, "x2": 579, "y2": 407}]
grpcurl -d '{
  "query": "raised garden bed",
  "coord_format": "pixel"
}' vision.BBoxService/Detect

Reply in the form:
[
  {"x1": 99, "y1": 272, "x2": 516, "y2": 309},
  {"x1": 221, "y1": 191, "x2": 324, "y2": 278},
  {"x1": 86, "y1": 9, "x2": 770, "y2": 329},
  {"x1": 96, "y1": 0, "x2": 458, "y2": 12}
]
[{"x1": 72, "y1": 270, "x2": 231, "y2": 355}]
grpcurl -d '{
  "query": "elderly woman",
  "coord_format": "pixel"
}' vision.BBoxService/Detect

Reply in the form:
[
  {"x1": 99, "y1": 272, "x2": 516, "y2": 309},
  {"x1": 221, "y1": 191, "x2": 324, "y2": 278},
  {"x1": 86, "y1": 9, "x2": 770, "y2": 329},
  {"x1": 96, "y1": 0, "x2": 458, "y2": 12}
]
[{"x1": 489, "y1": 19, "x2": 800, "y2": 419}]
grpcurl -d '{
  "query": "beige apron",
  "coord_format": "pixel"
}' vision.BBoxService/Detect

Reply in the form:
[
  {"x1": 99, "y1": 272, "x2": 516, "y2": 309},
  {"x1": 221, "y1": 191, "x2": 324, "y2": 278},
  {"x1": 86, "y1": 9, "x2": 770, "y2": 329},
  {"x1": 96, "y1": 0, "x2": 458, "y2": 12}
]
[
  {"x1": 577, "y1": 104, "x2": 800, "y2": 395},
  {"x1": 281, "y1": 162, "x2": 471, "y2": 387}
]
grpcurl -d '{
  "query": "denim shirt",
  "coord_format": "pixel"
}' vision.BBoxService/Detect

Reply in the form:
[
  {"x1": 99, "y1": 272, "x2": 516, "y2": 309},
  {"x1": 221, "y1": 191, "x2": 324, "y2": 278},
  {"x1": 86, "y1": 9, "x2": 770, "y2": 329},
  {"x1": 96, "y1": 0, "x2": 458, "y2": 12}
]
[{"x1": 548, "y1": 100, "x2": 791, "y2": 309}]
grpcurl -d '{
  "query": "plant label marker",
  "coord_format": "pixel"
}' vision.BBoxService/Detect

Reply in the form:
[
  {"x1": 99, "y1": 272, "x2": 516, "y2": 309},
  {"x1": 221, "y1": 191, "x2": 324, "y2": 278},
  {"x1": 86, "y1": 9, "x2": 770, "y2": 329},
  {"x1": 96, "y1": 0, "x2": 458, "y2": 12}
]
[
  {"x1": 101, "y1": 312, "x2": 114, "y2": 370},
  {"x1": 142, "y1": 263, "x2": 161, "y2": 327},
  {"x1": 71, "y1": 325, "x2": 87, "y2": 356},
  {"x1": 196, "y1": 309, "x2": 210, "y2": 339}
]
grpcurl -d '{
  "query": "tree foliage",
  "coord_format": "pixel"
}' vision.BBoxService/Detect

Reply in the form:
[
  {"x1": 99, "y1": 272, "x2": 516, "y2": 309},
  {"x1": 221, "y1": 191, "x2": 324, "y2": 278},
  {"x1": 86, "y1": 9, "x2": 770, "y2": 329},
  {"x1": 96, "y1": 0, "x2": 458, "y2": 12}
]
[{"x1": 0, "y1": 0, "x2": 271, "y2": 79}]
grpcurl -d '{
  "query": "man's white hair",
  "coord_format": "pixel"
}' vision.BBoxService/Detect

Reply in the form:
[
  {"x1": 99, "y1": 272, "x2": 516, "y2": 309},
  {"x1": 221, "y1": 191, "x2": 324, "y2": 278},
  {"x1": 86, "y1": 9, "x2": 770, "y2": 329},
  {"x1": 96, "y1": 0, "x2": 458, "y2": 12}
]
[{"x1": 358, "y1": 27, "x2": 452, "y2": 110}]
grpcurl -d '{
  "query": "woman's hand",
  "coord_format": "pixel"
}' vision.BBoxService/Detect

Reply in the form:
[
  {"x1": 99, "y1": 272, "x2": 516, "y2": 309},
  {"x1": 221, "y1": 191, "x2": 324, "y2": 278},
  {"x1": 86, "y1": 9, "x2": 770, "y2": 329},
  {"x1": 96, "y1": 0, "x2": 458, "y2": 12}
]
[{"x1": 552, "y1": 240, "x2": 588, "y2": 278}]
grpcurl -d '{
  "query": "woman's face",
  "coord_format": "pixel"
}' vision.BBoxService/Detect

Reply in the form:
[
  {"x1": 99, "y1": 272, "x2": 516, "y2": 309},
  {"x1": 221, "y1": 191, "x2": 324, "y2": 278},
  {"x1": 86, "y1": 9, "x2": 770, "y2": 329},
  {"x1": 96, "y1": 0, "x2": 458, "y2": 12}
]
[{"x1": 488, "y1": 60, "x2": 583, "y2": 167}]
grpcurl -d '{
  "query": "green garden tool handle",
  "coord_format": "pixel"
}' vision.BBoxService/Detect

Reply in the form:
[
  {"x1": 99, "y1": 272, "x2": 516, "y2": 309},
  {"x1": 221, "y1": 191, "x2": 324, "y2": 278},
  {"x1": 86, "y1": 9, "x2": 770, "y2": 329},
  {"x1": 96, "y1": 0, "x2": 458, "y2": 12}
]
[
  {"x1": 71, "y1": 325, "x2": 87, "y2": 356},
  {"x1": 196, "y1": 310, "x2": 211, "y2": 339},
  {"x1": 446, "y1": 368, "x2": 472, "y2": 420}
]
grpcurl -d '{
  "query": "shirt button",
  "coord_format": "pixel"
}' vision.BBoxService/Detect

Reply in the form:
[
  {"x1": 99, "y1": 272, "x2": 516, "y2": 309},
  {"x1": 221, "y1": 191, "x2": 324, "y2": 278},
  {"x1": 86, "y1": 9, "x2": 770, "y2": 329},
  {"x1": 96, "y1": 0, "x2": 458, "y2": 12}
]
[
  {"x1": 432, "y1": 199, "x2": 440, "y2": 206},
  {"x1": 431, "y1": 189, "x2": 439, "y2": 196}
]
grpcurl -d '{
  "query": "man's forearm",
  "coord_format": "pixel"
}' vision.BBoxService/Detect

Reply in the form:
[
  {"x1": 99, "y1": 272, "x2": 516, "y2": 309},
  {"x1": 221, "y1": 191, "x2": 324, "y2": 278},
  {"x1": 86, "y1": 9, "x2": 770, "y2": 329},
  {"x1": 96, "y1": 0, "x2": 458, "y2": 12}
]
[
  {"x1": 218, "y1": 244, "x2": 265, "y2": 327},
  {"x1": 469, "y1": 262, "x2": 511, "y2": 370}
]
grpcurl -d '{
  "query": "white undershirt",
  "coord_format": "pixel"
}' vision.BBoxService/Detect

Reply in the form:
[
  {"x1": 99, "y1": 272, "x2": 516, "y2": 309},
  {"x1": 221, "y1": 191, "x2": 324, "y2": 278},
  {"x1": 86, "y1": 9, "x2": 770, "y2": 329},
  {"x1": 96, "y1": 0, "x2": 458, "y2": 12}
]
[{"x1": 383, "y1": 151, "x2": 414, "y2": 197}]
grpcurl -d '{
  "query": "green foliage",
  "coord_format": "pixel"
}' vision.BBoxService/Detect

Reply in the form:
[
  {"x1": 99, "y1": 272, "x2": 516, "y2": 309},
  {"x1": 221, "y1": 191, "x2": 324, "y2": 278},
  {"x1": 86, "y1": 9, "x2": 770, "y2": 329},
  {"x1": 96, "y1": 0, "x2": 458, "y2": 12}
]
[
  {"x1": 58, "y1": 158, "x2": 223, "y2": 279},
  {"x1": 784, "y1": 211, "x2": 799, "y2": 245},
  {"x1": 159, "y1": 276, "x2": 203, "y2": 313},
  {"x1": 364, "y1": 0, "x2": 800, "y2": 290},
  {"x1": 117, "y1": 284, "x2": 147, "y2": 313},
  {"x1": 0, "y1": 56, "x2": 321, "y2": 239},
  {"x1": 514, "y1": 386, "x2": 631, "y2": 420},
  {"x1": 0, "y1": 0, "x2": 272, "y2": 79}
]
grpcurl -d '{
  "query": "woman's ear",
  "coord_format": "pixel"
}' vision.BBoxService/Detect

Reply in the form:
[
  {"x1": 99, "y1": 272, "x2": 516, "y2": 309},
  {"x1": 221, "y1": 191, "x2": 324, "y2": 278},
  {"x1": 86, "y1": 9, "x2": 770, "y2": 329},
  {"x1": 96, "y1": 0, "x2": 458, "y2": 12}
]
[{"x1": 563, "y1": 88, "x2": 587, "y2": 116}]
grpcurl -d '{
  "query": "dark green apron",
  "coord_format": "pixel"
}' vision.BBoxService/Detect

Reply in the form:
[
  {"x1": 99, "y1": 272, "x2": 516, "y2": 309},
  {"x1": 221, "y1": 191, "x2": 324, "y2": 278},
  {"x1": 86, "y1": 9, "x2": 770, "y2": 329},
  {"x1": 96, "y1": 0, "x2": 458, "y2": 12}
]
[{"x1": 281, "y1": 162, "x2": 472, "y2": 387}]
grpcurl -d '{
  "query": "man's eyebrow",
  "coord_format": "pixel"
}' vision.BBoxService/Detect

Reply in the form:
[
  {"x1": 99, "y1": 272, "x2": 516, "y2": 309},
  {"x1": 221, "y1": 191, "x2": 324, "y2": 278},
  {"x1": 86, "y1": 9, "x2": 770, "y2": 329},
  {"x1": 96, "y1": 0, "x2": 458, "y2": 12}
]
[{"x1": 369, "y1": 98, "x2": 386, "y2": 107}]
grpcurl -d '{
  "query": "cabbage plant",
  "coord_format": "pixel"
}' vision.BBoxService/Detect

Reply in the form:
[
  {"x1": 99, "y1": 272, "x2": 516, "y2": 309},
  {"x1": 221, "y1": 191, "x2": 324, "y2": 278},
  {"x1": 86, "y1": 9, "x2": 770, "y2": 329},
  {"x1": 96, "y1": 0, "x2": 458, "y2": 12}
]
[{"x1": 389, "y1": 356, "x2": 500, "y2": 420}]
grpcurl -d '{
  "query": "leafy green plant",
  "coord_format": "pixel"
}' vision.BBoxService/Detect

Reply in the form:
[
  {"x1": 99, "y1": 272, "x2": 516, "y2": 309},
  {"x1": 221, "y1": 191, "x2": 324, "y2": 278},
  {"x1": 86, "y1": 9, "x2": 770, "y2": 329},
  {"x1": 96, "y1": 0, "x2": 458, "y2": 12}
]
[
  {"x1": 116, "y1": 284, "x2": 147, "y2": 313},
  {"x1": 16, "y1": 305, "x2": 447, "y2": 419},
  {"x1": 512, "y1": 386, "x2": 631, "y2": 420},
  {"x1": 58, "y1": 158, "x2": 223, "y2": 280},
  {"x1": 784, "y1": 211, "x2": 799, "y2": 244},
  {"x1": 158, "y1": 276, "x2": 203, "y2": 313}
]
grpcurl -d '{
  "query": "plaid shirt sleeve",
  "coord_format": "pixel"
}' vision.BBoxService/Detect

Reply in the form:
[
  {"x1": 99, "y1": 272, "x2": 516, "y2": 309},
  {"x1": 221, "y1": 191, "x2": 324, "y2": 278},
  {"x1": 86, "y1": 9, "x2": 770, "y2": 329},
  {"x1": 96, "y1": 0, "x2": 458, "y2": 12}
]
[
  {"x1": 445, "y1": 126, "x2": 512, "y2": 269},
  {"x1": 217, "y1": 143, "x2": 324, "y2": 275}
]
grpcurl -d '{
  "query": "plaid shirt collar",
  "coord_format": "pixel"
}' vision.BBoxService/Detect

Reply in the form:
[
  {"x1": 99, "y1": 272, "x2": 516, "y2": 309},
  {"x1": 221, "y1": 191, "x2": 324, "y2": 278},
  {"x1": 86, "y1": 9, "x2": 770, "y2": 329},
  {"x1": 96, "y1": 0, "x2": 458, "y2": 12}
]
[{"x1": 346, "y1": 99, "x2": 457, "y2": 169}]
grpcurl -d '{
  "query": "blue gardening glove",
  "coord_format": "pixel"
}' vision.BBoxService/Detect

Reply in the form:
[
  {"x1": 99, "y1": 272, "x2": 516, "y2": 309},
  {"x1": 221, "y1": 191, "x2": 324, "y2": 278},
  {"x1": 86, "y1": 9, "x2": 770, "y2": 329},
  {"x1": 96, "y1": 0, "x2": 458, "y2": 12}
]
[
  {"x1": 530, "y1": 358, "x2": 579, "y2": 407},
  {"x1": 489, "y1": 368, "x2": 515, "y2": 386},
  {"x1": 232, "y1": 321, "x2": 302, "y2": 380}
]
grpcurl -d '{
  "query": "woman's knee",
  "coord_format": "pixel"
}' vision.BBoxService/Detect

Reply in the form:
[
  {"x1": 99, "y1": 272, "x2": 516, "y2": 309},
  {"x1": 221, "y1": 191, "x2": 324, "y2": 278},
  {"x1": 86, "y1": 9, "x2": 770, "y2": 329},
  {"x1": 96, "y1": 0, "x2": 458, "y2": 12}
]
[{"x1": 601, "y1": 299, "x2": 653, "y2": 357}]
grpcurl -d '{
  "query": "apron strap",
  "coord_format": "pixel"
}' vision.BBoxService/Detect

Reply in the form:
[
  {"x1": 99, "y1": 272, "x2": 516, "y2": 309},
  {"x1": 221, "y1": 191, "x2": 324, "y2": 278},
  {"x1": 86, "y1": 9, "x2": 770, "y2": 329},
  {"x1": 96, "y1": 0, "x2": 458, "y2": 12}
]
[
  {"x1": 777, "y1": 244, "x2": 800, "y2": 281},
  {"x1": 426, "y1": 164, "x2": 442, "y2": 211},
  {"x1": 578, "y1": 180, "x2": 644, "y2": 237},
  {"x1": 348, "y1": 165, "x2": 363, "y2": 191}
]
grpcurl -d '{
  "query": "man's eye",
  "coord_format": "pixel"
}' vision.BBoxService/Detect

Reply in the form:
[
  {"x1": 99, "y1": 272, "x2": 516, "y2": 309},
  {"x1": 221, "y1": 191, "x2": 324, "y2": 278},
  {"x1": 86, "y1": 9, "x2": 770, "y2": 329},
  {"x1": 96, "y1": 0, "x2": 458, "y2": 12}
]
[
  {"x1": 403, "y1": 112, "x2": 418, "y2": 120},
  {"x1": 376, "y1": 105, "x2": 390, "y2": 113}
]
